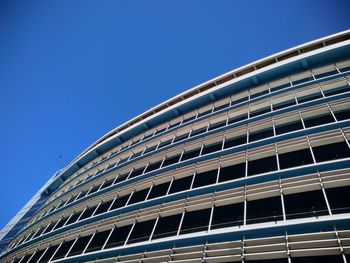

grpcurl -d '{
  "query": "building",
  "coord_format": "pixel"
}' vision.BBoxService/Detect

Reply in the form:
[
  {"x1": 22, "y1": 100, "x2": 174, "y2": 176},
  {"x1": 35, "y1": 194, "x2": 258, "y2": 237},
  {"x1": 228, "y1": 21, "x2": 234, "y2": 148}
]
[{"x1": 1, "y1": 30, "x2": 350, "y2": 263}]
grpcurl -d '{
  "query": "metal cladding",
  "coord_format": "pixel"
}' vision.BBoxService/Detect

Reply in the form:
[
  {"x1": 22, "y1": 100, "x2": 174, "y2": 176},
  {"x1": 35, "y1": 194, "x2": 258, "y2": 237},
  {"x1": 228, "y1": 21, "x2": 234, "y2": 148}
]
[{"x1": 1, "y1": 30, "x2": 350, "y2": 263}]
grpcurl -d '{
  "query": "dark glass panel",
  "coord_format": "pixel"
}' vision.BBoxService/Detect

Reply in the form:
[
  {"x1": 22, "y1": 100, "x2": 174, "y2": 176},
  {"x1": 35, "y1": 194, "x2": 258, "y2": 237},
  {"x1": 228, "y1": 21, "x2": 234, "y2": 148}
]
[
  {"x1": 249, "y1": 127, "x2": 273, "y2": 142},
  {"x1": 313, "y1": 141, "x2": 350, "y2": 163},
  {"x1": 67, "y1": 235, "x2": 92, "y2": 257},
  {"x1": 197, "y1": 109, "x2": 213, "y2": 118},
  {"x1": 248, "y1": 156, "x2": 277, "y2": 176},
  {"x1": 297, "y1": 92, "x2": 323, "y2": 103},
  {"x1": 85, "y1": 230, "x2": 112, "y2": 253},
  {"x1": 208, "y1": 121, "x2": 227, "y2": 131},
  {"x1": 190, "y1": 126, "x2": 208, "y2": 137},
  {"x1": 227, "y1": 114, "x2": 248, "y2": 125},
  {"x1": 158, "y1": 139, "x2": 172, "y2": 149},
  {"x1": 246, "y1": 258, "x2": 288, "y2": 263},
  {"x1": 128, "y1": 167, "x2": 145, "y2": 179},
  {"x1": 250, "y1": 107, "x2": 271, "y2": 118},
  {"x1": 202, "y1": 142, "x2": 223, "y2": 155},
  {"x1": 214, "y1": 103, "x2": 230, "y2": 112},
  {"x1": 110, "y1": 195, "x2": 129, "y2": 210},
  {"x1": 53, "y1": 216, "x2": 70, "y2": 230},
  {"x1": 273, "y1": 100, "x2": 296, "y2": 111},
  {"x1": 224, "y1": 136, "x2": 247, "y2": 149},
  {"x1": 65, "y1": 211, "x2": 82, "y2": 225},
  {"x1": 279, "y1": 148, "x2": 314, "y2": 169},
  {"x1": 304, "y1": 113, "x2": 335, "y2": 128},
  {"x1": 100, "y1": 179, "x2": 114, "y2": 190},
  {"x1": 250, "y1": 89, "x2": 269, "y2": 99},
  {"x1": 88, "y1": 184, "x2": 101, "y2": 195},
  {"x1": 79, "y1": 206, "x2": 97, "y2": 221},
  {"x1": 147, "y1": 182, "x2": 171, "y2": 200},
  {"x1": 173, "y1": 133, "x2": 189, "y2": 143},
  {"x1": 104, "y1": 225, "x2": 132, "y2": 249},
  {"x1": 144, "y1": 144, "x2": 157, "y2": 154},
  {"x1": 38, "y1": 244, "x2": 59, "y2": 263},
  {"x1": 284, "y1": 190, "x2": 329, "y2": 220},
  {"x1": 181, "y1": 148, "x2": 201, "y2": 161},
  {"x1": 152, "y1": 214, "x2": 182, "y2": 239},
  {"x1": 326, "y1": 186, "x2": 350, "y2": 214},
  {"x1": 128, "y1": 188, "x2": 149, "y2": 205},
  {"x1": 334, "y1": 109, "x2": 350, "y2": 121},
  {"x1": 162, "y1": 155, "x2": 181, "y2": 167},
  {"x1": 192, "y1": 169, "x2": 218, "y2": 188},
  {"x1": 180, "y1": 209, "x2": 211, "y2": 235},
  {"x1": 114, "y1": 173, "x2": 128, "y2": 184},
  {"x1": 168, "y1": 176, "x2": 193, "y2": 194},
  {"x1": 42, "y1": 221, "x2": 57, "y2": 235},
  {"x1": 94, "y1": 200, "x2": 113, "y2": 216},
  {"x1": 211, "y1": 203, "x2": 244, "y2": 229},
  {"x1": 291, "y1": 255, "x2": 343, "y2": 263},
  {"x1": 127, "y1": 220, "x2": 156, "y2": 244},
  {"x1": 145, "y1": 161, "x2": 162, "y2": 173},
  {"x1": 76, "y1": 190, "x2": 89, "y2": 200},
  {"x1": 51, "y1": 239, "x2": 75, "y2": 260},
  {"x1": 275, "y1": 120, "x2": 303, "y2": 135},
  {"x1": 28, "y1": 249, "x2": 46, "y2": 263},
  {"x1": 246, "y1": 196, "x2": 283, "y2": 224},
  {"x1": 324, "y1": 85, "x2": 350, "y2": 97},
  {"x1": 218, "y1": 163, "x2": 245, "y2": 182}
]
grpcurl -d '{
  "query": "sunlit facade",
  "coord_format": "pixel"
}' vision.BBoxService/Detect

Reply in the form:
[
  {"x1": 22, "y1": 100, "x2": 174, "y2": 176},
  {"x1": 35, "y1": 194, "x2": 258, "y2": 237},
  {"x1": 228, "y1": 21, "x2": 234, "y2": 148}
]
[{"x1": 1, "y1": 30, "x2": 350, "y2": 263}]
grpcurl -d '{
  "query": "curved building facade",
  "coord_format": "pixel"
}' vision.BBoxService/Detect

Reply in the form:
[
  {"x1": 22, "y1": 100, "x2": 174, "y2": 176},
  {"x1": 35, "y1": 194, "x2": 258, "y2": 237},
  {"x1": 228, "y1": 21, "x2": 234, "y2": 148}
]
[{"x1": 1, "y1": 30, "x2": 350, "y2": 263}]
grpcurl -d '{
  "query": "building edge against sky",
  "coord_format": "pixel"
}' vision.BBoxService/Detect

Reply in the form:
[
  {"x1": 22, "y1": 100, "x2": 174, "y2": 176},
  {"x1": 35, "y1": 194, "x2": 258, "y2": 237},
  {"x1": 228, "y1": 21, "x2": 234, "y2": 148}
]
[{"x1": 0, "y1": 30, "x2": 350, "y2": 262}]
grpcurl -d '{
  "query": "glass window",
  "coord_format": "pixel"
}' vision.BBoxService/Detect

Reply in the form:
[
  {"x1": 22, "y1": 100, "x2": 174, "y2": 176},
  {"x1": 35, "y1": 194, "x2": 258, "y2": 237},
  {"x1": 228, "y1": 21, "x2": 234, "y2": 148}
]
[
  {"x1": 218, "y1": 163, "x2": 245, "y2": 182},
  {"x1": 275, "y1": 120, "x2": 303, "y2": 135},
  {"x1": 246, "y1": 196, "x2": 283, "y2": 224},
  {"x1": 312, "y1": 141, "x2": 350, "y2": 163},
  {"x1": 208, "y1": 121, "x2": 226, "y2": 131},
  {"x1": 162, "y1": 155, "x2": 181, "y2": 167},
  {"x1": 85, "y1": 230, "x2": 112, "y2": 253},
  {"x1": 110, "y1": 195, "x2": 129, "y2": 210},
  {"x1": 192, "y1": 169, "x2": 218, "y2": 188},
  {"x1": 147, "y1": 182, "x2": 171, "y2": 200},
  {"x1": 297, "y1": 92, "x2": 323, "y2": 104},
  {"x1": 168, "y1": 176, "x2": 193, "y2": 194},
  {"x1": 334, "y1": 109, "x2": 350, "y2": 121},
  {"x1": 248, "y1": 156, "x2": 277, "y2": 176},
  {"x1": 66, "y1": 211, "x2": 83, "y2": 225},
  {"x1": 153, "y1": 214, "x2": 182, "y2": 240},
  {"x1": 19, "y1": 254, "x2": 32, "y2": 263},
  {"x1": 67, "y1": 235, "x2": 92, "y2": 257},
  {"x1": 144, "y1": 161, "x2": 162, "y2": 173},
  {"x1": 249, "y1": 127, "x2": 273, "y2": 142},
  {"x1": 144, "y1": 144, "x2": 157, "y2": 154},
  {"x1": 279, "y1": 148, "x2": 314, "y2": 169},
  {"x1": 32, "y1": 227, "x2": 46, "y2": 239},
  {"x1": 214, "y1": 103, "x2": 230, "y2": 112},
  {"x1": 325, "y1": 186, "x2": 350, "y2": 214},
  {"x1": 104, "y1": 225, "x2": 132, "y2": 249},
  {"x1": 51, "y1": 239, "x2": 75, "y2": 261},
  {"x1": 323, "y1": 84, "x2": 350, "y2": 97},
  {"x1": 38, "y1": 244, "x2": 59, "y2": 263},
  {"x1": 250, "y1": 107, "x2": 271, "y2": 118},
  {"x1": 224, "y1": 136, "x2": 247, "y2": 149},
  {"x1": 76, "y1": 190, "x2": 89, "y2": 200},
  {"x1": 158, "y1": 139, "x2": 172, "y2": 149},
  {"x1": 100, "y1": 179, "x2": 114, "y2": 190},
  {"x1": 28, "y1": 250, "x2": 46, "y2": 263},
  {"x1": 211, "y1": 203, "x2": 244, "y2": 229},
  {"x1": 202, "y1": 142, "x2": 223, "y2": 155},
  {"x1": 88, "y1": 184, "x2": 101, "y2": 195},
  {"x1": 127, "y1": 219, "x2": 157, "y2": 244},
  {"x1": 246, "y1": 259, "x2": 288, "y2": 263},
  {"x1": 42, "y1": 221, "x2": 57, "y2": 235},
  {"x1": 284, "y1": 190, "x2": 328, "y2": 220},
  {"x1": 304, "y1": 113, "x2": 335, "y2": 128},
  {"x1": 190, "y1": 126, "x2": 207, "y2": 137},
  {"x1": 180, "y1": 209, "x2": 211, "y2": 235},
  {"x1": 173, "y1": 133, "x2": 189, "y2": 143},
  {"x1": 291, "y1": 255, "x2": 344, "y2": 263},
  {"x1": 79, "y1": 206, "x2": 97, "y2": 221},
  {"x1": 128, "y1": 189, "x2": 149, "y2": 205},
  {"x1": 53, "y1": 216, "x2": 70, "y2": 230},
  {"x1": 181, "y1": 148, "x2": 201, "y2": 161},
  {"x1": 114, "y1": 173, "x2": 128, "y2": 184},
  {"x1": 94, "y1": 200, "x2": 113, "y2": 216},
  {"x1": 227, "y1": 114, "x2": 248, "y2": 125},
  {"x1": 273, "y1": 100, "x2": 296, "y2": 111},
  {"x1": 128, "y1": 167, "x2": 145, "y2": 179}
]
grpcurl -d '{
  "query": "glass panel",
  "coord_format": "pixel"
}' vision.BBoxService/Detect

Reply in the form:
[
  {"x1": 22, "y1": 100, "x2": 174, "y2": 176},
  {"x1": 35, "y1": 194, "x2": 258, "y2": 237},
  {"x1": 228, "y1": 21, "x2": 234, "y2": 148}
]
[
  {"x1": 162, "y1": 155, "x2": 181, "y2": 167},
  {"x1": 218, "y1": 163, "x2": 245, "y2": 182},
  {"x1": 284, "y1": 190, "x2": 329, "y2": 220},
  {"x1": 38, "y1": 244, "x2": 59, "y2": 263},
  {"x1": 67, "y1": 235, "x2": 92, "y2": 257},
  {"x1": 127, "y1": 220, "x2": 157, "y2": 244},
  {"x1": 168, "y1": 176, "x2": 193, "y2": 194},
  {"x1": 128, "y1": 189, "x2": 149, "y2": 205},
  {"x1": 147, "y1": 182, "x2": 171, "y2": 200},
  {"x1": 224, "y1": 136, "x2": 247, "y2": 149},
  {"x1": 180, "y1": 209, "x2": 211, "y2": 235},
  {"x1": 326, "y1": 186, "x2": 350, "y2": 214},
  {"x1": 246, "y1": 196, "x2": 283, "y2": 224},
  {"x1": 51, "y1": 239, "x2": 75, "y2": 260},
  {"x1": 181, "y1": 148, "x2": 201, "y2": 161},
  {"x1": 202, "y1": 142, "x2": 223, "y2": 155},
  {"x1": 208, "y1": 121, "x2": 226, "y2": 131},
  {"x1": 104, "y1": 225, "x2": 132, "y2": 249},
  {"x1": 110, "y1": 195, "x2": 129, "y2": 210},
  {"x1": 190, "y1": 126, "x2": 207, "y2": 137},
  {"x1": 66, "y1": 211, "x2": 83, "y2": 225},
  {"x1": 334, "y1": 109, "x2": 350, "y2": 121},
  {"x1": 275, "y1": 120, "x2": 303, "y2": 135},
  {"x1": 249, "y1": 127, "x2": 273, "y2": 142},
  {"x1": 248, "y1": 156, "x2": 277, "y2": 176},
  {"x1": 211, "y1": 203, "x2": 244, "y2": 229},
  {"x1": 250, "y1": 107, "x2": 271, "y2": 118},
  {"x1": 279, "y1": 148, "x2": 313, "y2": 169},
  {"x1": 128, "y1": 167, "x2": 145, "y2": 179},
  {"x1": 145, "y1": 161, "x2": 162, "y2": 173},
  {"x1": 304, "y1": 113, "x2": 334, "y2": 128},
  {"x1": 94, "y1": 200, "x2": 113, "y2": 216},
  {"x1": 28, "y1": 250, "x2": 46, "y2": 263},
  {"x1": 79, "y1": 206, "x2": 97, "y2": 221},
  {"x1": 85, "y1": 230, "x2": 112, "y2": 253},
  {"x1": 152, "y1": 214, "x2": 182, "y2": 240},
  {"x1": 192, "y1": 169, "x2": 218, "y2": 188},
  {"x1": 291, "y1": 255, "x2": 343, "y2": 263},
  {"x1": 312, "y1": 141, "x2": 350, "y2": 163},
  {"x1": 53, "y1": 216, "x2": 70, "y2": 230},
  {"x1": 227, "y1": 114, "x2": 248, "y2": 125}
]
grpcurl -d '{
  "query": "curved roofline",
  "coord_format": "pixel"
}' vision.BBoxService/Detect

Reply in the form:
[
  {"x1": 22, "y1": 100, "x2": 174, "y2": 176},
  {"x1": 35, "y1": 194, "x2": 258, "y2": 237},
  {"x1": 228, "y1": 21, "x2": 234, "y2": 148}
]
[{"x1": 56, "y1": 29, "x2": 350, "y2": 187}]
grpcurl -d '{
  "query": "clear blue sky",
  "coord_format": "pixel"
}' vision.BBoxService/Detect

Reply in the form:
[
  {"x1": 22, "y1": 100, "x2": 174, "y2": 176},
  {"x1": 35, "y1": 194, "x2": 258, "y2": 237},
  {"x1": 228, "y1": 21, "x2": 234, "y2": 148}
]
[{"x1": 0, "y1": 0, "x2": 349, "y2": 229}]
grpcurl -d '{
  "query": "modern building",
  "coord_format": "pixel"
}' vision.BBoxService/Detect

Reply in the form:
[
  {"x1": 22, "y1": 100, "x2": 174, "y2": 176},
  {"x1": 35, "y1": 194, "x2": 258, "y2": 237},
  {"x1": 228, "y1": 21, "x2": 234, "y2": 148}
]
[{"x1": 1, "y1": 30, "x2": 350, "y2": 263}]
